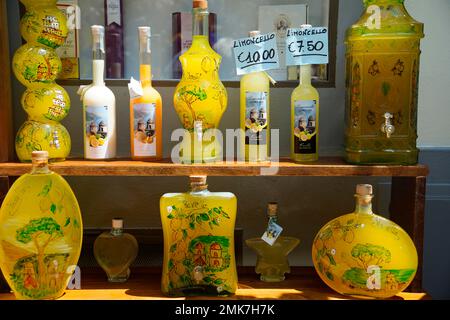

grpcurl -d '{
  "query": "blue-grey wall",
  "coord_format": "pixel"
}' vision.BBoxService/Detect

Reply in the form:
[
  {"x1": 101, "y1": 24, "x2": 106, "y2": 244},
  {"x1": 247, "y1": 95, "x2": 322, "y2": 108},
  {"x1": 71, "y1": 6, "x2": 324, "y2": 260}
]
[{"x1": 5, "y1": 0, "x2": 450, "y2": 299}]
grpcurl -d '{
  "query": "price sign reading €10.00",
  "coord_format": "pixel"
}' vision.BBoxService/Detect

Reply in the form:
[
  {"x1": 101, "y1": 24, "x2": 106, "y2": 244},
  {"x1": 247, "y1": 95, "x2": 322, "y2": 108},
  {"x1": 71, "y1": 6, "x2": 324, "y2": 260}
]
[
  {"x1": 233, "y1": 32, "x2": 280, "y2": 75},
  {"x1": 286, "y1": 27, "x2": 329, "y2": 66}
]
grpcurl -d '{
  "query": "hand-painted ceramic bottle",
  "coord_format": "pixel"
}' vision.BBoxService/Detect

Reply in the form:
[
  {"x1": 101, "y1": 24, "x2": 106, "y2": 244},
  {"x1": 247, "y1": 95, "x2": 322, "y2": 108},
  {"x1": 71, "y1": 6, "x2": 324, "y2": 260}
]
[
  {"x1": 0, "y1": 151, "x2": 83, "y2": 300},
  {"x1": 13, "y1": 0, "x2": 71, "y2": 162},
  {"x1": 345, "y1": 0, "x2": 424, "y2": 164},
  {"x1": 246, "y1": 203, "x2": 300, "y2": 282},
  {"x1": 173, "y1": 0, "x2": 228, "y2": 163},
  {"x1": 94, "y1": 218, "x2": 138, "y2": 283},
  {"x1": 160, "y1": 176, "x2": 237, "y2": 296},
  {"x1": 312, "y1": 184, "x2": 418, "y2": 298}
]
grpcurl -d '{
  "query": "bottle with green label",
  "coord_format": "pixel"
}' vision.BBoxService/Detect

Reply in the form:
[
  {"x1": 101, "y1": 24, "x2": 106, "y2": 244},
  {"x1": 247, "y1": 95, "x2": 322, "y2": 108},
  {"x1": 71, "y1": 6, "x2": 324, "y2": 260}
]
[
  {"x1": 240, "y1": 31, "x2": 270, "y2": 162},
  {"x1": 291, "y1": 63, "x2": 320, "y2": 162}
]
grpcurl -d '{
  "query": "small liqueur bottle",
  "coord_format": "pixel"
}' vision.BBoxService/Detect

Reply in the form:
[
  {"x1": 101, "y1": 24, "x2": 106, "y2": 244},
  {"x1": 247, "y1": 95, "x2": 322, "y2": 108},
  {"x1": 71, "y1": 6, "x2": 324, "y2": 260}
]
[
  {"x1": 130, "y1": 27, "x2": 163, "y2": 161},
  {"x1": 81, "y1": 25, "x2": 117, "y2": 160},
  {"x1": 246, "y1": 203, "x2": 300, "y2": 282},
  {"x1": 94, "y1": 218, "x2": 138, "y2": 283},
  {"x1": 240, "y1": 30, "x2": 271, "y2": 162}
]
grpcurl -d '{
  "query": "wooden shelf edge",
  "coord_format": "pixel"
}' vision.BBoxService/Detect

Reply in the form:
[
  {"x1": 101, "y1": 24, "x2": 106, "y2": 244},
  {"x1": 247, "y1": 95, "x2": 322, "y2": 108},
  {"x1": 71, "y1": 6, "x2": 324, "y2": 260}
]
[
  {"x1": 0, "y1": 267, "x2": 429, "y2": 301},
  {"x1": 0, "y1": 158, "x2": 429, "y2": 177}
]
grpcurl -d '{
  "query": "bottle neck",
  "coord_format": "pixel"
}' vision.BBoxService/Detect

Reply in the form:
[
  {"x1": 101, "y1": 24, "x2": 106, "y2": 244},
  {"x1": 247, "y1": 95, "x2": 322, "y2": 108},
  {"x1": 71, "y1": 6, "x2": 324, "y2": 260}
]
[
  {"x1": 299, "y1": 65, "x2": 312, "y2": 86},
  {"x1": 193, "y1": 7, "x2": 209, "y2": 38},
  {"x1": 31, "y1": 160, "x2": 51, "y2": 175},
  {"x1": 268, "y1": 215, "x2": 278, "y2": 225},
  {"x1": 190, "y1": 184, "x2": 208, "y2": 193},
  {"x1": 354, "y1": 195, "x2": 374, "y2": 214},
  {"x1": 363, "y1": 0, "x2": 404, "y2": 8},
  {"x1": 93, "y1": 40, "x2": 105, "y2": 86},
  {"x1": 111, "y1": 227, "x2": 123, "y2": 236},
  {"x1": 139, "y1": 37, "x2": 152, "y2": 86}
]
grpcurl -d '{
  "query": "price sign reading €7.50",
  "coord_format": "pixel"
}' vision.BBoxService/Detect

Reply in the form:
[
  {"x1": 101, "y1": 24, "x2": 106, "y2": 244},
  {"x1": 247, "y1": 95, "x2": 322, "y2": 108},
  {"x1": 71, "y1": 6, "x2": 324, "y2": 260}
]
[
  {"x1": 233, "y1": 32, "x2": 280, "y2": 76},
  {"x1": 286, "y1": 27, "x2": 329, "y2": 66}
]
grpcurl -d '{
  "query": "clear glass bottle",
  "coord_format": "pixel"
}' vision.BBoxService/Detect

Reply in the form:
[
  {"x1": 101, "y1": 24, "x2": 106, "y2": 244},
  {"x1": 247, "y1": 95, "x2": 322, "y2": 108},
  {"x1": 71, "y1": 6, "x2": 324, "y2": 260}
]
[
  {"x1": 93, "y1": 218, "x2": 138, "y2": 283},
  {"x1": 291, "y1": 64, "x2": 320, "y2": 162},
  {"x1": 130, "y1": 27, "x2": 163, "y2": 161},
  {"x1": 0, "y1": 151, "x2": 83, "y2": 300},
  {"x1": 240, "y1": 30, "x2": 270, "y2": 162},
  {"x1": 160, "y1": 176, "x2": 237, "y2": 296},
  {"x1": 14, "y1": 0, "x2": 71, "y2": 162},
  {"x1": 312, "y1": 184, "x2": 418, "y2": 298},
  {"x1": 344, "y1": 0, "x2": 424, "y2": 164},
  {"x1": 173, "y1": 0, "x2": 228, "y2": 163},
  {"x1": 246, "y1": 203, "x2": 300, "y2": 282},
  {"x1": 81, "y1": 25, "x2": 117, "y2": 160}
]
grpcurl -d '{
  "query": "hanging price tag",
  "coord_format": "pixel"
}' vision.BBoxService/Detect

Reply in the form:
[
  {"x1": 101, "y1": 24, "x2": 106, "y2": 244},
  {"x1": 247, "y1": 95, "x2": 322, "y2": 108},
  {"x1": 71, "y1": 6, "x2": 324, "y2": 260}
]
[
  {"x1": 233, "y1": 32, "x2": 280, "y2": 76},
  {"x1": 286, "y1": 27, "x2": 329, "y2": 66}
]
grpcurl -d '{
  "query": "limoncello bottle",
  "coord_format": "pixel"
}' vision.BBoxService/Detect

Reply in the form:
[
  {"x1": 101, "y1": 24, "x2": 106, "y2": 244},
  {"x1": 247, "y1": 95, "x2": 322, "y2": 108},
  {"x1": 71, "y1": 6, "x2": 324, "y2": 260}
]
[
  {"x1": 291, "y1": 64, "x2": 320, "y2": 162},
  {"x1": 130, "y1": 27, "x2": 162, "y2": 161},
  {"x1": 0, "y1": 151, "x2": 83, "y2": 300},
  {"x1": 240, "y1": 31, "x2": 270, "y2": 162},
  {"x1": 160, "y1": 176, "x2": 238, "y2": 296},
  {"x1": 312, "y1": 184, "x2": 418, "y2": 298},
  {"x1": 81, "y1": 25, "x2": 117, "y2": 160},
  {"x1": 173, "y1": 0, "x2": 228, "y2": 163},
  {"x1": 246, "y1": 203, "x2": 300, "y2": 282}
]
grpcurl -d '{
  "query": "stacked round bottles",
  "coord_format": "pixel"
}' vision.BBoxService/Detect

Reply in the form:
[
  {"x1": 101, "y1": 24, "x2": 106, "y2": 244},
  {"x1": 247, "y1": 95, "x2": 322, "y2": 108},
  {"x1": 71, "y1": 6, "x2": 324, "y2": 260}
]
[
  {"x1": 0, "y1": 151, "x2": 83, "y2": 300},
  {"x1": 13, "y1": 0, "x2": 72, "y2": 162}
]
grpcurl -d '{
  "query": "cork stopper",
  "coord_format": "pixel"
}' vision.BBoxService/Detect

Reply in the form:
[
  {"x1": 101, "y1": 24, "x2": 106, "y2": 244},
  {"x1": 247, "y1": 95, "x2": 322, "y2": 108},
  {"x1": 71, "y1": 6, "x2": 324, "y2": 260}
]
[
  {"x1": 138, "y1": 26, "x2": 151, "y2": 40},
  {"x1": 112, "y1": 218, "x2": 124, "y2": 229},
  {"x1": 249, "y1": 30, "x2": 261, "y2": 38},
  {"x1": 356, "y1": 184, "x2": 373, "y2": 196},
  {"x1": 32, "y1": 151, "x2": 49, "y2": 162},
  {"x1": 193, "y1": 0, "x2": 208, "y2": 9},
  {"x1": 267, "y1": 202, "x2": 278, "y2": 217},
  {"x1": 190, "y1": 175, "x2": 207, "y2": 186}
]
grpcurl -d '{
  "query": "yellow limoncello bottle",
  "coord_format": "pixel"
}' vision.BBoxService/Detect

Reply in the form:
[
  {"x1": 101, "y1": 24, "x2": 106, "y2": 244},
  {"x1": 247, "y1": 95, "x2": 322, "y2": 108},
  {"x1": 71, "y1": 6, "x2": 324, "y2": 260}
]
[
  {"x1": 312, "y1": 184, "x2": 418, "y2": 299},
  {"x1": 160, "y1": 176, "x2": 238, "y2": 296},
  {"x1": 130, "y1": 27, "x2": 162, "y2": 161},
  {"x1": 240, "y1": 31, "x2": 270, "y2": 162},
  {"x1": 0, "y1": 151, "x2": 83, "y2": 300},
  {"x1": 291, "y1": 63, "x2": 320, "y2": 162},
  {"x1": 173, "y1": 0, "x2": 228, "y2": 163}
]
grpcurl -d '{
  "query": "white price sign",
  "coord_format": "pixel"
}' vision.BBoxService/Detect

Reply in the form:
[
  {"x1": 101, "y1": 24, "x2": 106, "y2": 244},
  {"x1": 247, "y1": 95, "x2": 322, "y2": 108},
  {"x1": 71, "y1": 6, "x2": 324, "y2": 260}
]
[
  {"x1": 233, "y1": 32, "x2": 280, "y2": 76},
  {"x1": 286, "y1": 27, "x2": 329, "y2": 66}
]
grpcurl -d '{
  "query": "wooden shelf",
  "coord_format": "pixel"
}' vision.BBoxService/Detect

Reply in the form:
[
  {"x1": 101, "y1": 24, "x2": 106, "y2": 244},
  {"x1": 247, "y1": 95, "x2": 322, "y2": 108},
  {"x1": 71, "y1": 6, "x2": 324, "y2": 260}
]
[
  {"x1": 0, "y1": 157, "x2": 429, "y2": 177},
  {"x1": 0, "y1": 267, "x2": 429, "y2": 301}
]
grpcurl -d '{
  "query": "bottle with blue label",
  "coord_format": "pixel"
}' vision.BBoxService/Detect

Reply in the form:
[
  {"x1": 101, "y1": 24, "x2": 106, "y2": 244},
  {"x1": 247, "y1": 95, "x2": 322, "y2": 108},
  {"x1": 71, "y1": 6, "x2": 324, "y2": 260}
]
[{"x1": 291, "y1": 63, "x2": 319, "y2": 162}]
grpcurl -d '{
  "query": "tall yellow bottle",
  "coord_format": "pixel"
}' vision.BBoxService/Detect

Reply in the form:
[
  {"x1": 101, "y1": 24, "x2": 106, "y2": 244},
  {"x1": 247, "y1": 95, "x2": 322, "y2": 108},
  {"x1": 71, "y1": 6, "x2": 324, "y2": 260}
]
[
  {"x1": 173, "y1": 0, "x2": 228, "y2": 163},
  {"x1": 0, "y1": 151, "x2": 83, "y2": 300},
  {"x1": 160, "y1": 176, "x2": 238, "y2": 296},
  {"x1": 240, "y1": 31, "x2": 270, "y2": 162},
  {"x1": 130, "y1": 27, "x2": 162, "y2": 161},
  {"x1": 291, "y1": 64, "x2": 319, "y2": 162}
]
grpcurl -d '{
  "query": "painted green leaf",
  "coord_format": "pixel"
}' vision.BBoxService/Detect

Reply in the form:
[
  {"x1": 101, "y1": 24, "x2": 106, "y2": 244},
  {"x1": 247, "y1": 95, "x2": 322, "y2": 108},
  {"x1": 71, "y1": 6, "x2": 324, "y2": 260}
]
[
  {"x1": 203, "y1": 276, "x2": 213, "y2": 283},
  {"x1": 196, "y1": 216, "x2": 202, "y2": 224},
  {"x1": 326, "y1": 253, "x2": 337, "y2": 266},
  {"x1": 200, "y1": 213, "x2": 209, "y2": 221},
  {"x1": 167, "y1": 213, "x2": 175, "y2": 219},
  {"x1": 320, "y1": 228, "x2": 333, "y2": 240},
  {"x1": 182, "y1": 229, "x2": 188, "y2": 240},
  {"x1": 168, "y1": 259, "x2": 174, "y2": 270},
  {"x1": 213, "y1": 208, "x2": 221, "y2": 214},
  {"x1": 382, "y1": 82, "x2": 391, "y2": 96},
  {"x1": 326, "y1": 271, "x2": 334, "y2": 281},
  {"x1": 50, "y1": 204, "x2": 57, "y2": 214},
  {"x1": 347, "y1": 219, "x2": 354, "y2": 225},
  {"x1": 220, "y1": 210, "x2": 230, "y2": 219},
  {"x1": 189, "y1": 222, "x2": 195, "y2": 230},
  {"x1": 64, "y1": 218, "x2": 71, "y2": 227},
  {"x1": 213, "y1": 279, "x2": 223, "y2": 285},
  {"x1": 170, "y1": 244, "x2": 177, "y2": 253},
  {"x1": 212, "y1": 219, "x2": 219, "y2": 226}
]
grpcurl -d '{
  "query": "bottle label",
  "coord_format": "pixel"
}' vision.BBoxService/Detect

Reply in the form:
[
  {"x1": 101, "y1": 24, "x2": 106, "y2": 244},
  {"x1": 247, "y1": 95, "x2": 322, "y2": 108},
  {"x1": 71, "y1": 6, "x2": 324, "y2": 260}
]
[
  {"x1": 294, "y1": 100, "x2": 317, "y2": 154},
  {"x1": 133, "y1": 103, "x2": 157, "y2": 157},
  {"x1": 106, "y1": 0, "x2": 121, "y2": 26},
  {"x1": 262, "y1": 220, "x2": 283, "y2": 246},
  {"x1": 245, "y1": 92, "x2": 268, "y2": 146},
  {"x1": 85, "y1": 105, "x2": 110, "y2": 158}
]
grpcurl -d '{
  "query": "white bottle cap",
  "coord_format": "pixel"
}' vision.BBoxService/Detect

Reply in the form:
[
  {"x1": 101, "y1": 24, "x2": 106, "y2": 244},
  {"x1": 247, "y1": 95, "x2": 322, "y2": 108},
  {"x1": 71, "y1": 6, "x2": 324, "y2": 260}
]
[
  {"x1": 112, "y1": 218, "x2": 124, "y2": 229},
  {"x1": 91, "y1": 25, "x2": 105, "y2": 39},
  {"x1": 356, "y1": 184, "x2": 373, "y2": 196},
  {"x1": 249, "y1": 30, "x2": 261, "y2": 37}
]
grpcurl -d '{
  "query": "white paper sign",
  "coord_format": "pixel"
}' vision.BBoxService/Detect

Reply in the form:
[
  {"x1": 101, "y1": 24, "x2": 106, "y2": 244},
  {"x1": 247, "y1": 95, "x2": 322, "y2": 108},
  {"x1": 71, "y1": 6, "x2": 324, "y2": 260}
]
[
  {"x1": 286, "y1": 27, "x2": 329, "y2": 66},
  {"x1": 233, "y1": 32, "x2": 280, "y2": 76}
]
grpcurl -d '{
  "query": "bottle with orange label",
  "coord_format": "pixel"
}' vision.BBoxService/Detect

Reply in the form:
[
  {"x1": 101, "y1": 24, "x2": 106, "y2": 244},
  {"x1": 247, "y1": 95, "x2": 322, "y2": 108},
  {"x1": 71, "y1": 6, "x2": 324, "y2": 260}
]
[{"x1": 130, "y1": 27, "x2": 162, "y2": 160}]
